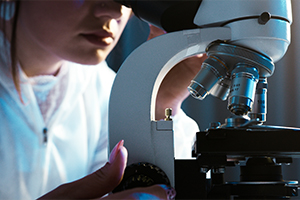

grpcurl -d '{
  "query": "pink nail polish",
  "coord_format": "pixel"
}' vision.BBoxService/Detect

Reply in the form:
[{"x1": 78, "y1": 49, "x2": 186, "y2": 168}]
[{"x1": 109, "y1": 140, "x2": 124, "y2": 163}]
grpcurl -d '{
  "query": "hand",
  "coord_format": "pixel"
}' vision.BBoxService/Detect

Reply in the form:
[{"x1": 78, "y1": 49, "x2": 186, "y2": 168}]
[
  {"x1": 147, "y1": 25, "x2": 207, "y2": 120},
  {"x1": 101, "y1": 184, "x2": 176, "y2": 199},
  {"x1": 38, "y1": 140, "x2": 127, "y2": 199},
  {"x1": 38, "y1": 140, "x2": 175, "y2": 199}
]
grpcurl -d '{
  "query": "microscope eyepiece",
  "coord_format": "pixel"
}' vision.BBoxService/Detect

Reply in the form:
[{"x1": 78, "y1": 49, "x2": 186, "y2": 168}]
[
  {"x1": 113, "y1": 0, "x2": 133, "y2": 8},
  {"x1": 114, "y1": 0, "x2": 202, "y2": 32}
]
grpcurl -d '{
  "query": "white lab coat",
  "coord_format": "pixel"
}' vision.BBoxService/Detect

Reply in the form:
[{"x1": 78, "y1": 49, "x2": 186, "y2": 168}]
[{"x1": 0, "y1": 33, "x2": 199, "y2": 199}]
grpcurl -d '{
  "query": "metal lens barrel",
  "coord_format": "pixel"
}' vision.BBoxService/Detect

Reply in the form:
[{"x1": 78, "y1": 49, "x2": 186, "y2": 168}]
[
  {"x1": 188, "y1": 56, "x2": 227, "y2": 100},
  {"x1": 228, "y1": 65, "x2": 259, "y2": 115}
]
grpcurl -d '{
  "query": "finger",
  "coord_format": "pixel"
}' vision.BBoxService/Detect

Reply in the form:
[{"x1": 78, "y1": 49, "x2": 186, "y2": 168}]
[
  {"x1": 155, "y1": 54, "x2": 207, "y2": 120},
  {"x1": 93, "y1": 141, "x2": 128, "y2": 195},
  {"x1": 38, "y1": 140, "x2": 128, "y2": 199},
  {"x1": 77, "y1": 140, "x2": 127, "y2": 198},
  {"x1": 109, "y1": 140, "x2": 124, "y2": 163},
  {"x1": 101, "y1": 184, "x2": 176, "y2": 200},
  {"x1": 147, "y1": 24, "x2": 166, "y2": 40}
]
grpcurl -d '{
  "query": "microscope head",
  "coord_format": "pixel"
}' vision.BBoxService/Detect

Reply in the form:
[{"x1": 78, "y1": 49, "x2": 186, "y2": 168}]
[
  {"x1": 194, "y1": 0, "x2": 292, "y2": 62},
  {"x1": 115, "y1": 0, "x2": 292, "y2": 121},
  {"x1": 190, "y1": 0, "x2": 292, "y2": 119},
  {"x1": 116, "y1": 0, "x2": 291, "y2": 61}
]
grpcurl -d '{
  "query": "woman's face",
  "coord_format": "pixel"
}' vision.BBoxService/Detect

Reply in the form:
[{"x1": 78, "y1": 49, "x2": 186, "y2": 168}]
[{"x1": 16, "y1": 0, "x2": 132, "y2": 65}]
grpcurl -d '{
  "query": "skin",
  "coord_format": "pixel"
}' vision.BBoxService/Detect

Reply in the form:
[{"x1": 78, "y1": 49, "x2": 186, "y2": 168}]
[
  {"x1": 39, "y1": 140, "x2": 175, "y2": 199},
  {"x1": 149, "y1": 25, "x2": 207, "y2": 120},
  {"x1": 13, "y1": 0, "x2": 206, "y2": 119},
  {"x1": 15, "y1": 0, "x2": 131, "y2": 76},
  {"x1": 6, "y1": 1, "x2": 172, "y2": 198},
  {"x1": 155, "y1": 54, "x2": 207, "y2": 120},
  {"x1": 3, "y1": 0, "x2": 206, "y2": 198}
]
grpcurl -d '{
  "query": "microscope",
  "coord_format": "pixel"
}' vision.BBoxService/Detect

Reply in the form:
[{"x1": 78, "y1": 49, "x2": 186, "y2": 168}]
[{"x1": 109, "y1": 0, "x2": 300, "y2": 199}]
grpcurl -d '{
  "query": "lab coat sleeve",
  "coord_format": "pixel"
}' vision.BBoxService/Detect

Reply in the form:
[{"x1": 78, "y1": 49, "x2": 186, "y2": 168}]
[{"x1": 172, "y1": 108, "x2": 199, "y2": 159}]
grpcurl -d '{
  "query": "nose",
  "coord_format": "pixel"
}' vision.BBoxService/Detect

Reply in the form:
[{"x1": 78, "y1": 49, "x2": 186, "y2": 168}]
[{"x1": 93, "y1": 1, "x2": 123, "y2": 20}]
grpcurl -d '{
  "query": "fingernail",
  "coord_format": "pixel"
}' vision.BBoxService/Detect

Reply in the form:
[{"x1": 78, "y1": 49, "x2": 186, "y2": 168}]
[
  {"x1": 109, "y1": 140, "x2": 124, "y2": 163},
  {"x1": 166, "y1": 187, "x2": 176, "y2": 200},
  {"x1": 158, "y1": 184, "x2": 176, "y2": 200}
]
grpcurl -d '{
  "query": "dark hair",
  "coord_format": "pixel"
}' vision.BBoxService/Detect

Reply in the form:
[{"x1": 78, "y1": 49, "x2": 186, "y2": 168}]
[{"x1": 1, "y1": 0, "x2": 22, "y2": 101}]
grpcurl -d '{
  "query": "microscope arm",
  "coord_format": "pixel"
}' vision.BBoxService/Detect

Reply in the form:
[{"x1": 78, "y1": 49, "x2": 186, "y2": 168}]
[{"x1": 109, "y1": 27, "x2": 231, "y2": 186}]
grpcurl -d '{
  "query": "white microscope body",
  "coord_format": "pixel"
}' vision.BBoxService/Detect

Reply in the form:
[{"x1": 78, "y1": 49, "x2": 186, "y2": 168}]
[{"x1": 109, "y1": 0, "x2": 292, "y2": 191}]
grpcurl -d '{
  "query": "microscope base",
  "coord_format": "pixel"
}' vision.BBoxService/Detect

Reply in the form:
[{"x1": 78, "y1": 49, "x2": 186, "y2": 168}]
[{"x1": 182, "y1": 126, "x2": 300, "y2": 199}]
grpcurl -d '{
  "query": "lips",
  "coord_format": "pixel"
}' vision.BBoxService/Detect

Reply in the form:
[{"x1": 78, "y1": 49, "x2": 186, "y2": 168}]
[{"x1": 81, "y1": 31, "x2": 114, "y2": 47}]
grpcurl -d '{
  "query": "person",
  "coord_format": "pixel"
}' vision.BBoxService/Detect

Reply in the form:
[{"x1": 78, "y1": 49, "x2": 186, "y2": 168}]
[{"x1": 0, "y1": 0, "x2": 206, "y2": 199}]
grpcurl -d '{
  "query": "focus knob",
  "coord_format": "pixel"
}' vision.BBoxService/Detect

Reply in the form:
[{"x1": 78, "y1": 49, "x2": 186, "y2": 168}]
[{"x1": 113, "y1": 162, "x2": 170, "y2": 193}]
